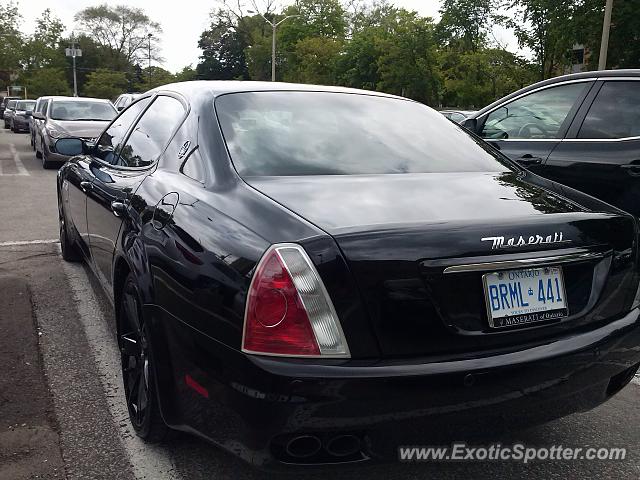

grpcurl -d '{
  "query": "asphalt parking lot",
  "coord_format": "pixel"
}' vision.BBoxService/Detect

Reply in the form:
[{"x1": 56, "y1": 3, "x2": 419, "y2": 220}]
[{"x1": 1, "y1": 127, "x2": 640, "y2": 479}]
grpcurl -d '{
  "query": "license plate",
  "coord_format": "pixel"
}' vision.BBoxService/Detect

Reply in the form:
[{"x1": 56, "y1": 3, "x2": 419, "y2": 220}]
[{"x1": 482, "y1": 267, "x2": 568, "y2": 328}]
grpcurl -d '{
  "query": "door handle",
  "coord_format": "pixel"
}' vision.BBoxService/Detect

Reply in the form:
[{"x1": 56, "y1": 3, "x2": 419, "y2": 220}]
[
  {"x1": 80, "y1": 181, "x2": 92, "y2": 192},
  {"x1": 111, "y1": 200, "x2": 128, "y2": 217},
  {"x1": 516, "y1": 155, "x2": 543, "y2": 166}
]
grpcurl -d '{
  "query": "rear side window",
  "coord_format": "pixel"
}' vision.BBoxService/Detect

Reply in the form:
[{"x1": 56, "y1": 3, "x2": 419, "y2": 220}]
[
  {"x1": 578, "y1": 81, "x2": 640, "y2": 139},
  {"x1": 216, "y1": 91, "x2": 511, "y2": 176},
  {"x1": 95, "y1": 97, "x2": 151, "y2": 164},
  {"x1": 117, "y1": 96, "x2": 186, "y2": 168},
  {"x1": 481, "y1": 83, "x2": 588, "y2": 140}
]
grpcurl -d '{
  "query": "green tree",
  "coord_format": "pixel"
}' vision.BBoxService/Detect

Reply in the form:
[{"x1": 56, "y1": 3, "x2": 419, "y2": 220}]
[
  {"x1": 22, "y1": 9, "x2": 65, "y2": 71},
  {"x1": 197, "y1": 12, "x2": 250, "y2": 80},
  {"x1": 136, "y1": 66, "x2": 175, "y2": 91},
  {"x1": 573, "y1": 0, "x2": 640, "y2": 69},
  {"x1": 74, "y1": 4, "x2": 162, "y2": 70},
  {"x1": 502, "y1": 0, "x2": 575, "y2": 80},
  {"x1": 24, "y1": 68, "x2": 71, "y2": 97},
  {"x1": 440, "y1": 48, "x2": 535, "y2": 108},
  {"x1": 277, "y1": 0, "x2": 348, "y2": 81},
  {"x1": 285, "y1": 36, "x2": 343, "y2": 84},
  {"x1": 84, "y1": 68, "x2": 128, "y2": 99},
  {"x1": 174, "y1": 65, "x2": 197, "y2": 82},
  {"x1": 376, "y1": 9, "x2": 441, "y2": 105},
  {"x1": 0, "y1": 1, "x2": 24, "y2": 90},
  {"x1": 436, "y1": 0, "x2": 493, "y2": 52}
]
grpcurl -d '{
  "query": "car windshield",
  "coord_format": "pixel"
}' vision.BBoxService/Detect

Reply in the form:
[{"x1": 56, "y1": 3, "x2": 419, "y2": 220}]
[
  {"x1": 16, "y1": 101, "x2": 35, "y2": 111},
  {"x1": 49, "y1": 100, "x2": 117, "y2": 121},
  {"x1": 7, "y1": 100, "x2": 17, "y2": 109},
  {"x1": 215, "y1": 92, "x2": 512, "y2": 176}
]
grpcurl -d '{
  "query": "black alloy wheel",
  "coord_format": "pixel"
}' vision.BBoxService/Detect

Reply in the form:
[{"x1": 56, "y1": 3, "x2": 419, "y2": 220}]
[{"x1": 119, "y1": 274, "x2": 168, "y2": 442}]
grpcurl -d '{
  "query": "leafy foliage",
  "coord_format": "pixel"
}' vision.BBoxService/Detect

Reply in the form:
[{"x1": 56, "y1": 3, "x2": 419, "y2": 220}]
[
  {"x1": 83, "y1": 69, "x2": 128, "y2": 99},
  {"x1": 24, "y1": 68, "x2": 71, "y2": 97},
  {"x1": 74, "y1": 4, "x2": 162, "y2": 69}
]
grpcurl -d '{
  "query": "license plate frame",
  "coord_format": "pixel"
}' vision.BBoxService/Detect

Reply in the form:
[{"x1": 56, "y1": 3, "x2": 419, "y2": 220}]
[{"x1": 482, "y1": 266, "x2": 569, "y2": 329}]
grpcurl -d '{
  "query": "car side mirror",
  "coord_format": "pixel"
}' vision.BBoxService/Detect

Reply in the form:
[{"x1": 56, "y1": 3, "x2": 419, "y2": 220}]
[
  {"x1": 462, "y1": 118, "x2": 478, "y2": 133},
  {"x1": 55, "y1": 138, "x2": 86, "y2": 156},
  {"x1": 116, "y1": 105, "x2": 124, "y2": 111},
  {"x1": 32, "y1": 111, "x2": 45, "y2": 120}
]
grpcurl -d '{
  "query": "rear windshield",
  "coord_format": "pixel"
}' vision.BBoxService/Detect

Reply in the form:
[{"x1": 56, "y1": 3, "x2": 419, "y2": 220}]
[
  {"x1": 16, "y1": 101, "x2": 35, "y2": 110},
  {"x1": 50, "y1": 100, "x2": 117, "y2": 121},
  {"x1": 215, "y1": 91, "x2": 512, "y2": 176}
]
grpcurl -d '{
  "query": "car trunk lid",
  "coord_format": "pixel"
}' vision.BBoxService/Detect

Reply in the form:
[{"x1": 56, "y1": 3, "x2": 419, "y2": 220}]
[{"x1": 246, "y1": 172, "x2": 637, "y2": 358}]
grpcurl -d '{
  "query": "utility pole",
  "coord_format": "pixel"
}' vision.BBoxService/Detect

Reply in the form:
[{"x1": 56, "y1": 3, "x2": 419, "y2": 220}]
[
  {"x1": 598, "y1": 0, "x2": 614, "y2": 70},
  {"x1": 247, "y1": 10, "x2": 300, "y2": 81},
  {"x1": 65, "y1": 35, "x2": 82, "y2": 97},
  {"x1": 147, "y1": 33, "x2": 152, "y2": 84}
]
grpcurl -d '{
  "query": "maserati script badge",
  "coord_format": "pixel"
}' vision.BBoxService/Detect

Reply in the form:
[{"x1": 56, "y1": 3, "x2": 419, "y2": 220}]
[{"x1": 481, "y1": 232, "x2": 570, "y2": 250}]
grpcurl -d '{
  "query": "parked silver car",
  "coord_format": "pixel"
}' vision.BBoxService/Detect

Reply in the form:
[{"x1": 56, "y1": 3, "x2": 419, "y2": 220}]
[
  {"x1": 113, "y1": 93, "x2": 141, "y2": 111},
  {"x1": 30, "y1": 96, "x2": 53, "y2": 149},
  {"x1": 34, "y1": 96, "x2": 117, "y2": 168}
]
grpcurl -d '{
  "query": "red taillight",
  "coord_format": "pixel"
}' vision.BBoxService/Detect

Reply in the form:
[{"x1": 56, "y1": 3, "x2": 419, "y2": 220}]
[
  {"x1": 242, "y1": 244, "x2": 350, "y2": 358},
  {"x1": 243, "y1": 248, "x2": 320, "y2": 356}
]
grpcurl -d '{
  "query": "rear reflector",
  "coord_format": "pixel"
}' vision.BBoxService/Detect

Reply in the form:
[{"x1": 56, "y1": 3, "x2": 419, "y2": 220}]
[
  {"x1": 185, "y1": 374, "x2": 209, "y2": 398},
  {"x1": 242, "y1": 244, "x2": 350, "y2": 358}
]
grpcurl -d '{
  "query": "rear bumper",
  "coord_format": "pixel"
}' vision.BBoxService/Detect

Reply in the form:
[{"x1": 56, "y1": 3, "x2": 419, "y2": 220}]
[
  {"x1": 12, "y1": 117, "x2": 29, "y2": 130},
  {"x1": 155, "y1": 306, "x2": 640, "y2": 467}
]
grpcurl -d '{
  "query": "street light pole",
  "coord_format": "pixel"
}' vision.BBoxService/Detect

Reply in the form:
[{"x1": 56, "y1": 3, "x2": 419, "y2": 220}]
[
  {"x1": 65, "y1": 35, "x2": 81, "y2": 97},
  {"x1": 598, "y1": 0, "x2": 614, "y2": 70},
  {"x1": 248, "y1": 10, "x2": 300, "y2": 81},
  {"x1": 271, "y1": 22, "x2": 276, "y2": 82},
  {"x1": 147, "y1": 33, "x2": 152, "y2": 83}
]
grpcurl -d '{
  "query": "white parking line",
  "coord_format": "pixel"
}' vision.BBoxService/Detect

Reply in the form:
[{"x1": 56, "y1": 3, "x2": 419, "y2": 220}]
[
  {"x1": 9, "y1": 143, "x2": 29, "y2": 175},
  {"x1": 61, "y1": 256, "x2": 181, "y2": 480},
  {"x1": 0, "y1": 239, "x2": 59, "y2": 246}
]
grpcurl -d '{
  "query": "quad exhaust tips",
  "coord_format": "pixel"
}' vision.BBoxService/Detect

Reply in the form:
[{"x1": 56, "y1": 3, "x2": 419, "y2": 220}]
[{"x1": 282, "y1": 433, "x2": 363, "y2": 461}]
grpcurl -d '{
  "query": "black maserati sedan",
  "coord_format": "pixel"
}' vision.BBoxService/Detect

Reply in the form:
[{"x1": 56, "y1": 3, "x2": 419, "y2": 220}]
[
  {"x1": 463, "y1": 69, "x2": 640, "y2": 218},
  {"x1": 56, "y1": 81, "x2": 640, "y2": 467}
]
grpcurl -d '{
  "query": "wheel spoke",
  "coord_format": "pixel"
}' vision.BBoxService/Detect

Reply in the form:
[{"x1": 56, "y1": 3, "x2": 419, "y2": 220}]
[
  {"x1": 120, "y1": 332, "x2": 139, "y2": 357},
  {"x1": 123, "y1": 293, "x2": 141, "y2": 332},
  {"x1": 127, "y1": 365, "x2": 140, "y2": 400},
  {"x1": 137, "y1": 368, "x2": 148, "y2": 413}
]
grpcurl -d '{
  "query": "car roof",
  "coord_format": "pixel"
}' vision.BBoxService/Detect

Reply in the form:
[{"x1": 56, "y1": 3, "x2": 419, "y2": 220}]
[
  {"x1": 150, "y1": 80, "x2": 407, "y2": 101},
  {"x1": 48, "y1": 96, "x2": 112, "y2": 103},
  {"x1": 472, "y1": 69, "x2": 640, "y2": 118}
]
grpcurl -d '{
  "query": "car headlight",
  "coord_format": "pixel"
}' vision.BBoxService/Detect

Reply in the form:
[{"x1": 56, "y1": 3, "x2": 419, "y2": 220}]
[{"x1": 46, "y1": 126, "x2": 63, "y2": 138}]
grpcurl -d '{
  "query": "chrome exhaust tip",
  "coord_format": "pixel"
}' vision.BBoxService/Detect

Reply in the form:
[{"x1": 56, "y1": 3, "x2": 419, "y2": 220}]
[
  {"x1": 285, "y1": 435, "x2": 322, "y2": 458},
  {"x1": 325, "y1": 434, "x2": 361, "y2": 457}
]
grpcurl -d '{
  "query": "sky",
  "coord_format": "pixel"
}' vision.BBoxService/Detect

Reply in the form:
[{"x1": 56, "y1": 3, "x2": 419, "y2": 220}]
[{"x1": 18, "y1": 0, "x2": 519, "y2": 73}]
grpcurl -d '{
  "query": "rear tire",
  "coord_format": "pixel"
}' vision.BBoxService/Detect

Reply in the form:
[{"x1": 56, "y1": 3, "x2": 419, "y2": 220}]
[
  {"x1": 42, "y1": 142, "x2": 53, "y2": 169},
  {"x1": 119, "y1": 274, "x2": 168, "y2": 442},
  {"x1": 58, "y1": 201, "x2": 81, "y2": 262}
]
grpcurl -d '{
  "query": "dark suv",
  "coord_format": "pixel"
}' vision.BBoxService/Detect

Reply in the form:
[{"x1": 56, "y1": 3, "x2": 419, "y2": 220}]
[
  {"x1": 0, "y1": 96, "x2": 20, "y2": 118},
  {"x1": 464, "y1": 70, "x2": 640, "y2": 217}
]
